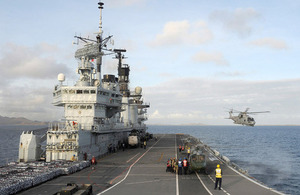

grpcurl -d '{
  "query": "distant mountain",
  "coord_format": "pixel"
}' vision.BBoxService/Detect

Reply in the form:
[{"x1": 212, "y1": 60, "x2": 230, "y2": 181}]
[{"x1": 0, "y1": 115, "x2": 48, "y2": 125}]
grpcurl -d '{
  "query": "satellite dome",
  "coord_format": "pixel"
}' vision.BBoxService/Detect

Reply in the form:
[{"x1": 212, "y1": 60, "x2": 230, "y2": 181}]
[
  {"x1": 135, "y1": 86, "x2": 142, "y2": 95},
  {"x1": 58, "y1": 73, "x2": 65, "y2": 82}
]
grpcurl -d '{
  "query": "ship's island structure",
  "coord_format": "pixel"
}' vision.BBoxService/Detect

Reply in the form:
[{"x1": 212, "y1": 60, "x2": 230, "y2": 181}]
[{"x1": 18, "y1": 1, "x2": 149, "y2": 163}]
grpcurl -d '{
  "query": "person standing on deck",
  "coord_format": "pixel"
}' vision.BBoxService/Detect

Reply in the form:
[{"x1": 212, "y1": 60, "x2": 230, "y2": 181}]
[
  {"x1": 215, "y1": 164, "x2": 222, "y2": 190},
  {"x1": 91, "y1": 156, "x2": 97, "y2": 165},
  {"x1": 172, "y1": 158, "x2": 175, "y2": 173},
  {"x1": 71, "y1": 155, "x2": 76, "y2": 161},
  {"x1": 122, "y1": 143, "x2": 125, "y2": 151},
  {"x1": 183, "y1": 157, "x2": 188, "y2": 175},
  {"x1": 178, "y1": 158, "x2": 183, "y2": 175},
  {"x1": 174, "y1": 159, "x2": 178, "y2": 174},
  {"x1": 187, "y1": 147, "x2": 191, "y2": 158},
  {"x1": 166, "y1": 159, "x2": 171, "y2": 172}
]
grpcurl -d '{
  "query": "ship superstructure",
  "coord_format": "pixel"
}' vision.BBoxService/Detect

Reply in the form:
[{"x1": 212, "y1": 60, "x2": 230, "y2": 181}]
[{"x1": 19, "y1": 2, "x2": 149, "y2": 163}]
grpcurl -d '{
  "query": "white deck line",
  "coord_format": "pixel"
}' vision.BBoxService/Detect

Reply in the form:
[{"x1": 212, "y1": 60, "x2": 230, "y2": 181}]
[
  {"x1": 195, "y1": 172, "x2": 213, "y2": 195},
  {"x1": 126, "y1": 153, "x2": 140, "y2": 163},
  {"x1": 97, "y1": 137, "x2": 162, "y2": 194},
  {"x1": 206, "y1": 148, "x2": 285, "y2": 195}
]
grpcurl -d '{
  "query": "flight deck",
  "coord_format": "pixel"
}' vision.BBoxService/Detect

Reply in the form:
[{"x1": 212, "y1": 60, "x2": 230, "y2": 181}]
[{"x1": 17, "y1": 134, "x2": 284, "y2": 195}]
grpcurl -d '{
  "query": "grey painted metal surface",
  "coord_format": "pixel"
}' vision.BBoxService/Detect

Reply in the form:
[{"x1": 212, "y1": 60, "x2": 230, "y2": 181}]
[{"x1": 17, "y1": 134, "x2": 284, "y2": 195}]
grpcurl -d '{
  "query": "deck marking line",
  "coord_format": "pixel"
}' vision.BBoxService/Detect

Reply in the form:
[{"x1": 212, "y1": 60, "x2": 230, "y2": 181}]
[
  {"x1": 195, "y1": 172, "x2": 213, "y2": 195},
  {"x1": 206, "y1": 149, "x2": 284, "y2": 195},
  {"x1": 158, "y1": 152, "x2": 164, "y2": 162},
  {"x1": 97, "y1": 136, "x2": 162, "y2": 194},
  {"x1": 208, "y1": 174, "x2": 230, "y2": 195},
  {"x1": 87, "y1": 167, "x2": 105, "y2": 190},
  {"x1": 126, "y1": 152, "x2": 140, "y2": 163},
  {"x1": 125, "y1": 178, "x2": 175, "y2": 185},
  {"x1": 175, "y1": 134, "x2": 179, "y2": 195}
]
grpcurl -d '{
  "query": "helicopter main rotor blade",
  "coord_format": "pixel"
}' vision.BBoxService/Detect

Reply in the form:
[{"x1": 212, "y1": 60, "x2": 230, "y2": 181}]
[
  {"x1": 246, "y1": 111, "x2": 270, "y2": 114},
  {"x1": 247, "y1": 111, "x2": 270, "y2": 113}
]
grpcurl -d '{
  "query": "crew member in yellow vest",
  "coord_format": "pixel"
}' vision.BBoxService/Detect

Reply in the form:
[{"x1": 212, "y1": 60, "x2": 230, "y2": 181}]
[
  {"x1": 215, "y1": 164, "x2": 222, "y2": 190},
  {"x1": 71, "y1": 154, "x2": 76, "y2": 161}
]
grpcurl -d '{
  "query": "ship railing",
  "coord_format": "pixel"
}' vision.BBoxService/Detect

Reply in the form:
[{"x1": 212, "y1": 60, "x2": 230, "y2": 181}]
[
  {"x1": 48, "y1": 121, "x2": 80, "y2": 132},
  {"x1": 91, "y1": 123, "x2": 132, "y2": 133}
]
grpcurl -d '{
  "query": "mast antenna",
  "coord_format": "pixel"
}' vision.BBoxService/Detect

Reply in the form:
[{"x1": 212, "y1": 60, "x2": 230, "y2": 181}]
[{"x1": 98, "y1": 1, "x2": 104, "y2": 36}]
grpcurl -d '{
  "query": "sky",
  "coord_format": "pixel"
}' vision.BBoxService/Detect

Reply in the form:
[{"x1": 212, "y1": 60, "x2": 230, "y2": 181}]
[{"x1": 0, "y1": 0, "x2": 299, "y2": 125}]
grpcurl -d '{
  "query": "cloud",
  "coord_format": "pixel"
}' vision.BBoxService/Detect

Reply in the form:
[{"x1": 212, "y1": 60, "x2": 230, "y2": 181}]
[
  {"x1": 0, "y1": 85, "x2": 63, "y2": 122},
  {"x1": 150, "y1": 20, "x2": 213, "y2": 47},
  {"x1": 192, "y1": 51, "x2": 229, "y2": 66},
  {"x1": 144, "y1": 78, "x2": 300, "y2": 125},
  {"x1": 249, "y1": 38, "x2": 288, "y2": 50},
  {"x1": 1, "y1": 76, "x2": 299, "y2": 125},
  {"x1": 214, "y1": 71, "x2": 245, "y2": 77},
  {"x1": 0, "y1": 43, "x2": 72, "y2": 121},
  {"x1": 0, "y1": 43, "x2": 70, "y2": 84},
  {"x1": 210, "y1": 8, "x2": 260, "y2": 37},
  {"x1": 150, "y1": 109, "x2": 163, "y2": 119}
]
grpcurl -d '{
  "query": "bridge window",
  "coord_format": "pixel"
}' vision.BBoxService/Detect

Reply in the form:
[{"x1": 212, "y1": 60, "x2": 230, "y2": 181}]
[
  {"x1": 91, "y1": 90, "x2": 96, "y2": 94},
  {"x1": 76, "y1": 90, "x2": 82, "y2": 94},
  {"x1": 84, "y1": 90, "x2": 89, "y2": 94},
  {"x1": 69, "y1": 89, "x2": 75, "y2": 94}
]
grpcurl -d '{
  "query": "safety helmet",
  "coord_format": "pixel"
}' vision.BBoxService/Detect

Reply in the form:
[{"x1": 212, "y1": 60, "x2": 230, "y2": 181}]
[{"x1": 217, "y1": 164, "x2": 220, "y2": 168}]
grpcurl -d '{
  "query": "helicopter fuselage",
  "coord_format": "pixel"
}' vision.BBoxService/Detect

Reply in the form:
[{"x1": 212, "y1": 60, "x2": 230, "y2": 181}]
[
  {"x1": 226, "y1": 108, "x2": 269, "y2": 126},
  {"x1": 230, "y1": 114, "x2": 255, "y2": 126}
]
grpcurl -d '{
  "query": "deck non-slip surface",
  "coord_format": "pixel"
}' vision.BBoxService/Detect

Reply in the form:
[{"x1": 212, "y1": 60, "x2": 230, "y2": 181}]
[{"x1": 18, "y1": 134, "x2": 282, "y2": 195}]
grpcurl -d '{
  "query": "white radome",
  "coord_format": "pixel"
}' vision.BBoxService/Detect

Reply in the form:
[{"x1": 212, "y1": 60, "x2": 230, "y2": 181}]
[
  {"x1": 58, "y1": 73, "x2": 65, "y2": 82},
  {"x1": 135, "y1": 86, "x2": 142, "y2": 95}
]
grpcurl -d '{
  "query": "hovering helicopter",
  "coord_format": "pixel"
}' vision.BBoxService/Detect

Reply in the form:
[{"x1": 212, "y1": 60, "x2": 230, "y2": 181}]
[{"x1": 226, "y1": 108, "x2": 270, "y2": 126}]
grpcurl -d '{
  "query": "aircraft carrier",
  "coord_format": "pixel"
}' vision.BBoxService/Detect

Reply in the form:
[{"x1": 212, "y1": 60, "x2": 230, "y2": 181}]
[
  {"x1": 13, "y1": 134, "x2": 283, "y2": 195},
  {"x1": 0, "y1": 2, "x2": 286, "y2": 195}
]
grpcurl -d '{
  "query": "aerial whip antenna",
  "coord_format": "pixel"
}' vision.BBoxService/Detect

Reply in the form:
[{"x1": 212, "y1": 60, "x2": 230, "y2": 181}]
[
  {"x1": 96, "y1": 1, "x2": 104, "y2": 81},
  {"x1": 98, "y1": 1, "x2": 104, "y2": 36}
]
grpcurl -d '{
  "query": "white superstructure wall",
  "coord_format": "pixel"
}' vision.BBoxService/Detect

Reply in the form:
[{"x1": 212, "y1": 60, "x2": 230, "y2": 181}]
[
  {"x1": 121, "y1": 97, "x2": 131, "y2": 126},
  {"x1": 19, "y1": 132, "x2": 42, "y2": 162},
  {"x1": 130, "y1": 105, "x2": 138, "y2": 124}
]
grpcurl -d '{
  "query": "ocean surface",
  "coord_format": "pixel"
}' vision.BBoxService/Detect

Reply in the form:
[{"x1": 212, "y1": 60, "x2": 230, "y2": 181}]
[{"x1": 0, "y1": 125, "x2": 299, "y2": 194}]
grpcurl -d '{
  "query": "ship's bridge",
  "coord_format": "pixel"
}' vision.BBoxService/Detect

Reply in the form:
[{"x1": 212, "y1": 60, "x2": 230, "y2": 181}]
[
  {"x1": 53, "y1": 85, "x2": 122, "y2": 124},
  {"x1": 53, "y1": 85, "x2": 122, "y2": 106}
]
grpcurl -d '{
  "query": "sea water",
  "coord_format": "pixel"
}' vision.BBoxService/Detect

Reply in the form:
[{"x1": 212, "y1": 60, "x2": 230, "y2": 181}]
[
  {"x1": 0, "y1": 125, "x2": 299, "y2": 194},
  {"x1": 148, "y1": 125, "x2": 300, "y2": 195}
]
